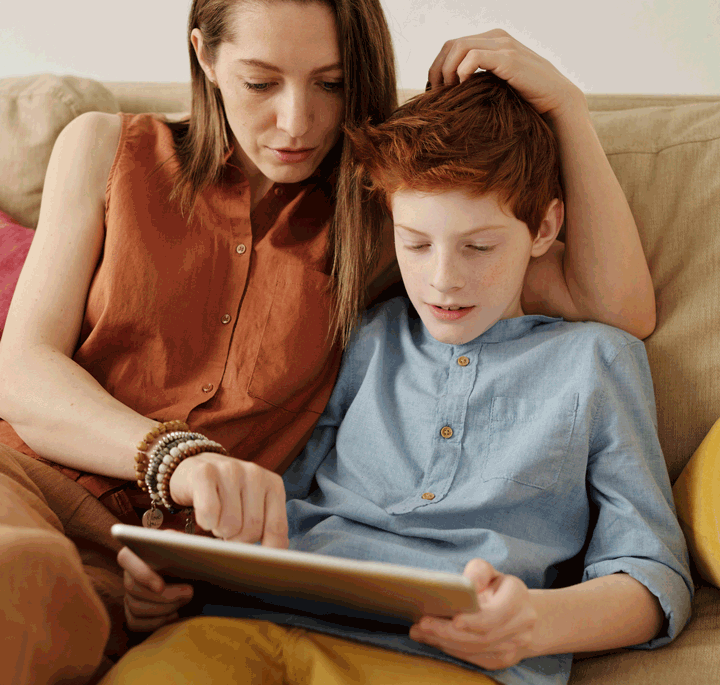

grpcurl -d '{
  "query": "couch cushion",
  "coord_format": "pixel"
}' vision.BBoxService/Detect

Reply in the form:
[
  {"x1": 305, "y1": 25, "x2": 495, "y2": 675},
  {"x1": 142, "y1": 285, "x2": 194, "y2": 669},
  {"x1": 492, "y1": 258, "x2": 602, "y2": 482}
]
[
  {"x1": 589, "y1": 102, "x2": 720, "y2": 481},
  {"x1": 0, "y1": 74, "x2": 119, "y2": 229},
  {"x1": 0, "y1": 210, "x2": 34, "y2": 337},
  {"x1": 672, "y1": 417, "x2": 720, "y2": 587}
]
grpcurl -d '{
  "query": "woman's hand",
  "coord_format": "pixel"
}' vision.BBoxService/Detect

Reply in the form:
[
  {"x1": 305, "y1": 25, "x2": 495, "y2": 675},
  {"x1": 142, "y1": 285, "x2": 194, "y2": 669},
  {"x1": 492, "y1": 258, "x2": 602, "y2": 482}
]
[
  {"x1": 409, "y1": 558, "x2": 538, "y2": 671},
  {"x1": 428, "y1": 29, "x2": 585, "y2": 121},
  {"x1": 118, "y1": 545, "x2": 194, "y2": 632},
  {"x1": 169, "y1": 452, "x2": 290, "y2": 546}
]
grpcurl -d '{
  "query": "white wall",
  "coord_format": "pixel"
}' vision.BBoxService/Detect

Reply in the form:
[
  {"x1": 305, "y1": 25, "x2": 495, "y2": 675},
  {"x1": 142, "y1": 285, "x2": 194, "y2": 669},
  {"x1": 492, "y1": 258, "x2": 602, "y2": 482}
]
[{"x1": 2, "y1": 0, "x2": 719, "y2": 94}]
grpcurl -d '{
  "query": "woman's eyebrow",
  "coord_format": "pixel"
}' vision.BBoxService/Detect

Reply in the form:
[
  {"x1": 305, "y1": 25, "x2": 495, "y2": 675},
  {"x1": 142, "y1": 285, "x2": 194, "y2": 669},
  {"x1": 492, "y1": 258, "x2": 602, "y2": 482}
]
[{"x1": 235, "y1": 58, "x2": 343, "y2": 75}]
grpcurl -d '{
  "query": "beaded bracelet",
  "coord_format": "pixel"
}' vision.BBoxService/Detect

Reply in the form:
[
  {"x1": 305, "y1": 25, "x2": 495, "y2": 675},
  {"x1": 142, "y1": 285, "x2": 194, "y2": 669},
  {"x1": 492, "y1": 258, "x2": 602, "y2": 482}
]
[
  {"x1": 155, "y1": 439, "x2": 229, "y2": 513},
  {"x1": 144, "y1": 432, "x2": 205, "y2": 496},
  {"x1": 134, "y1": 420, "x2": 189, "y2": 491},
  {"x1": 142, "y1": 434, "x2": 205, "y2": 531}
]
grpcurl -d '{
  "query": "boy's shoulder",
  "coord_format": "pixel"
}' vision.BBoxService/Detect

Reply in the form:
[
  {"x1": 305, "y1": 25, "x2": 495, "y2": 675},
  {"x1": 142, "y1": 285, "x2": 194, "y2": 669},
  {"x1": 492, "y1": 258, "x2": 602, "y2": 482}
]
[
  {"x1": 549, "y1": 318, "x2": 640, "y2": 344},
  {"x1": 355, "y1": 296, "x2": 412, "y2": 339},
  {"x1": 539, "y1": 318, "x2": 647, "y2": 368}
]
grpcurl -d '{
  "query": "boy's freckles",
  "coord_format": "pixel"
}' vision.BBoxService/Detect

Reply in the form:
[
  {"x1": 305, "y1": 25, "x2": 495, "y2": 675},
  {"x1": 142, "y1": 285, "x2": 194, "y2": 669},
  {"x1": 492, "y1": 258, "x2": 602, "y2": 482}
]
[{"x1": 390, "y1": 188, "x2": 536, "y2": 345}]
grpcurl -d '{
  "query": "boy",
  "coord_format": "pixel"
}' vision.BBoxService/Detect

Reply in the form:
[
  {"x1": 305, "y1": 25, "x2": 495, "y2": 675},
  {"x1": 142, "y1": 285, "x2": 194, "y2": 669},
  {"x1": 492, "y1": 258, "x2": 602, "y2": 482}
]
[{"x1": 112, "y1": 73, "x2": 692, "y2": 685}]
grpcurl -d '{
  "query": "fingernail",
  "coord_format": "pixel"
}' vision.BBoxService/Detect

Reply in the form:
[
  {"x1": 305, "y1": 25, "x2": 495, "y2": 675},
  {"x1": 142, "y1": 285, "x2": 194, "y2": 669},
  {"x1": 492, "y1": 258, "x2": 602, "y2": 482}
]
[{"x1": 425, "y1": 81, "x2": 432, "y2": 92}]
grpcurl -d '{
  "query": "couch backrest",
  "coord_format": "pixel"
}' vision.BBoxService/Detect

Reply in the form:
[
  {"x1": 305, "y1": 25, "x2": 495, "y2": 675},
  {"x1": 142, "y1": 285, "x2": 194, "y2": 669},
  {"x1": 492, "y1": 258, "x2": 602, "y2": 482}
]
[
  {"x1": 2, "y1": 74, "x2": 719, "y2": 480},
  {"x1": 588, "y1": 101, "x2": 720, "y2": 480}
]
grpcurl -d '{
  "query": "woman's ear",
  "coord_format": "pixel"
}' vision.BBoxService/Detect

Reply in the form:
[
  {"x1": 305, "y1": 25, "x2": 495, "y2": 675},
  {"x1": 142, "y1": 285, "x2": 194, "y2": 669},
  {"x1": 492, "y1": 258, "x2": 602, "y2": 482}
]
[
  {"x1": 530, "y1": 198, "x2": 564, "y2": 258},
  {"x1": 191, "y1": 28, "x2": 218, "y2": 85}
]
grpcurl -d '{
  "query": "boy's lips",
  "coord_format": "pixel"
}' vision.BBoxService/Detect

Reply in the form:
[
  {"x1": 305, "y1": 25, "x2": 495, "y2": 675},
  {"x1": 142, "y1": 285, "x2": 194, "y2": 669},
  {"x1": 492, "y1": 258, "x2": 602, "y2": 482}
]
[{"x1": 428, "y1": 304, "x2": 475, "y2": 321}]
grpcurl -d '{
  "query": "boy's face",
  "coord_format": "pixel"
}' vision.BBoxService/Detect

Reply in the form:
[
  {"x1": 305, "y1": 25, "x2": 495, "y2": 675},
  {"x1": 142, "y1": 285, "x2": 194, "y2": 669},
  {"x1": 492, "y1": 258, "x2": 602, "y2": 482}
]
[{"x1": 392, "y1": 189, "x2": 554, "y2": 345}]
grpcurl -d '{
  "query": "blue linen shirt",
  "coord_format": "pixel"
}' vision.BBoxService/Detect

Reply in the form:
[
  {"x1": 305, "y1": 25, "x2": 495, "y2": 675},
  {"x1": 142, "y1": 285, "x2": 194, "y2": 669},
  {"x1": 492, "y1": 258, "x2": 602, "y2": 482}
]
[{"x1": 210, "y1": 297, "x2": 692, "y2": 685}]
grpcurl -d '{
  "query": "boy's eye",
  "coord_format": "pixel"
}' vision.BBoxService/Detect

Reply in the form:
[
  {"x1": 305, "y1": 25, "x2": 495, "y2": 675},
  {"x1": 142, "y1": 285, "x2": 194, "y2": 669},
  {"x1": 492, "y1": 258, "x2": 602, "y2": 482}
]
[{"x1": 469, "y1": 245, "x2": 493, "y2": 253}]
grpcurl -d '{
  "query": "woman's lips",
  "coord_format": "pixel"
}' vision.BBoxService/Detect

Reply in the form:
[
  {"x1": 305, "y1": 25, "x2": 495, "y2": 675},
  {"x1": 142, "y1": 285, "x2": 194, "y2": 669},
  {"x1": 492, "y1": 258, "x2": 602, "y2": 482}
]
[
  {"x1": 428, "y1": 304, "x2": 475, "y2": 321},
  {"x1": 270, "y1": 148, "x2": 315, "y2": 163}
]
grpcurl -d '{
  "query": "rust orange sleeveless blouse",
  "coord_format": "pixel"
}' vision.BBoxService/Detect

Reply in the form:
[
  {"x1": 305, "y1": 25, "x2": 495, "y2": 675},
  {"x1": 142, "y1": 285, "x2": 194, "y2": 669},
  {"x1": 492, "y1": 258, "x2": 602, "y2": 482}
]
[{"x1": 0, "y1": 113, "x2": 394, "y2": 518}]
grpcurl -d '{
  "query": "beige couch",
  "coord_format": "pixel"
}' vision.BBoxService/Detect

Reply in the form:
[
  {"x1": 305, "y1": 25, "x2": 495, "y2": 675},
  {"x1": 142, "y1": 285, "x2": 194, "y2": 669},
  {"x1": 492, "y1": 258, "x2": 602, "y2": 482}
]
[{"x1": 1, "y1": 74, "x2": 719, "y2": 683}]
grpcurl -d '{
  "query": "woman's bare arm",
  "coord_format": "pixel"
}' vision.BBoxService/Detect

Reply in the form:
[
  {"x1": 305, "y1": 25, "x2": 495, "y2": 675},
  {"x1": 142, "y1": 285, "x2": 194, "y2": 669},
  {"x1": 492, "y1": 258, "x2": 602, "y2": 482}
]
[
  {"x1": 0, "y1": 114, "x2": 290, "y2": 545},
  {"x1": 0, "y1": 112, "x2": 155, "y2": 479},
  {"x1": 521, "y1": 97, "x2": 656, "y2": 339}
]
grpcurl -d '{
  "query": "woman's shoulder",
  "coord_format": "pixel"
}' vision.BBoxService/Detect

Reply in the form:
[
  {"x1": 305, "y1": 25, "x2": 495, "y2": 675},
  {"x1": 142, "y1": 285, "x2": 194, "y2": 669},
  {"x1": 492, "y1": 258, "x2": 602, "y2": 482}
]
[
  {"x1": 61, "y1": 111, "x2": 123, "y2": 157},
  {"x1": 48, "y1": 112, "x2": 123, "y2": 209}
]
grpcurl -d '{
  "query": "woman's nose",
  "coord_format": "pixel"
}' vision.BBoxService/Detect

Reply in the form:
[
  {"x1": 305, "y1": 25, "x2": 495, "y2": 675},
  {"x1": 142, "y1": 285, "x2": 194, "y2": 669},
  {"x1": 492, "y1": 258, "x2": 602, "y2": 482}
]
[{"x1": 276, "y1": 90, "x2": 312, "y2": 139}]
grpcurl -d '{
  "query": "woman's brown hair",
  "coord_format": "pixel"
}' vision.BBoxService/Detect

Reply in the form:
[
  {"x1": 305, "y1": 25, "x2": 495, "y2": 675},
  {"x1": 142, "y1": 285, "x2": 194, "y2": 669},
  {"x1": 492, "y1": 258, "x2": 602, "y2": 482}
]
[{"x1": 169, "y1": 0, "x2": 397, "y2": 345}]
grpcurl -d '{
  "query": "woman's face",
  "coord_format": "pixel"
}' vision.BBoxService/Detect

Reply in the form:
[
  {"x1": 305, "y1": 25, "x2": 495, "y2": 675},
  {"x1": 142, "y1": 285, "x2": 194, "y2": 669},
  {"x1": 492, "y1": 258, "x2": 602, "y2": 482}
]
[{"x1": 192, "y1": 1, "x2": 344, "y2": 191}]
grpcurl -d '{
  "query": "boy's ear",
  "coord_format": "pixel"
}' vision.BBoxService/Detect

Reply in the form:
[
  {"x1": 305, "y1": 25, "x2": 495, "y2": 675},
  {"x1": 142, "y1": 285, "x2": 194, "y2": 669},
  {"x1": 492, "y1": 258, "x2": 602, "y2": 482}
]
[{"x1": 530, "y1": 199, "x2": 564, "y2": 258}]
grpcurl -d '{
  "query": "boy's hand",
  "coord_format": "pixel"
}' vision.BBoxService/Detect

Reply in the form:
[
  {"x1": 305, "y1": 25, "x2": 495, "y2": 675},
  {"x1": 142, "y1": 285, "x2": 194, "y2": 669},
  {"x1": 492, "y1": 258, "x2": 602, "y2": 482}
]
[
  {"x1": 118, "y1": 545, "x2": 194, "y2": 632},
  {"x1": 409, "y1": 558, "x2": 538, "y2": 671},
  {"x1": 427, "y1": 29, "x2": 585, "y2": 122},
  {"x1": 169, "y1": 453, "x2": 289, "y2": 546}
]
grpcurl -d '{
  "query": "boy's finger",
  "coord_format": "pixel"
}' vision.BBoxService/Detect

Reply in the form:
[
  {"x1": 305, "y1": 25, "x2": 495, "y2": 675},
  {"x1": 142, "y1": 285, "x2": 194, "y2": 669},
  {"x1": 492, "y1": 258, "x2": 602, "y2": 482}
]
[
  {"x1": 125, "y1": 610, "x2": 180, "y2": 633},
  {"x1": 463, "y1": 558, "x2": 500, "y2": 593},
  {"x1": 118, "y1": 546, "x2": 165, "y2": 594},
  {"x1": 126, "y1": 595, "x2": 191, "y2": 618},
  {"x1": 125, "y1": 576, "x2": 194, "y2": 604}
]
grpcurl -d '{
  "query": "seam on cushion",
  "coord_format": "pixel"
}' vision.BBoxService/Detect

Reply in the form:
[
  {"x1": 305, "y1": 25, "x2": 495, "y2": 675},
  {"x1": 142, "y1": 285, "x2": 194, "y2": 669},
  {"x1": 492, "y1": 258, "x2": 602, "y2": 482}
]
[
  {"x1": 14, "y1": 82, "x2": 75, "y2": 130},
  {"x1": 604, "y1": 134, "x2": 720, "y2": 157}
]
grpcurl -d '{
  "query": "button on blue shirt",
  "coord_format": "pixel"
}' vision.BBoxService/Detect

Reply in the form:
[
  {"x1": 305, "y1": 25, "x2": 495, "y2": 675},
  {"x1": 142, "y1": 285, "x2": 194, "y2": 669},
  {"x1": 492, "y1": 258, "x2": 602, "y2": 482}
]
[{"x1": 217, "y1": 298, "x2": 692, "y2": 685}]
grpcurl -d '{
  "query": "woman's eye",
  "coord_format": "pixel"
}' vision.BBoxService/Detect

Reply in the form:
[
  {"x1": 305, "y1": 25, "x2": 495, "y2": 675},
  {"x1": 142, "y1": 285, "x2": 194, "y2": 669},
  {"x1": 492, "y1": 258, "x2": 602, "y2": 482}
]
[
  {"x1": 243, "y1": 82, "x2": 273, "y2": 92},
  {"x1": 321, "y1": 81, "x2": 344, "y2": 93},
  {"x1": 406, "y1": 244, "x2": 430, "y2": 252}
]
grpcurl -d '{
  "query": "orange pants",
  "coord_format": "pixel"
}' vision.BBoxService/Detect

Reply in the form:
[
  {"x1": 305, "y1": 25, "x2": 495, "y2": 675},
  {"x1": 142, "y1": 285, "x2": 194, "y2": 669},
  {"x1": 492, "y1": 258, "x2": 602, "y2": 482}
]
[
  {"x1": 0, "y1": 444, "x2": 126, "y2": 685},
  {"x1": 100, "y1": 617, "x2": 500, "y2": 685}
]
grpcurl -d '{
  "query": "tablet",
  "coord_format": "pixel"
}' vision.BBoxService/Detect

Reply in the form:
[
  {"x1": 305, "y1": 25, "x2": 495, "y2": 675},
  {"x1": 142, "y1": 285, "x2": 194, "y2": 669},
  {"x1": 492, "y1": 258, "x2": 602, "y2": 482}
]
[{"x1": 112, "y1": 524, "x2": 478, "y2": 622}]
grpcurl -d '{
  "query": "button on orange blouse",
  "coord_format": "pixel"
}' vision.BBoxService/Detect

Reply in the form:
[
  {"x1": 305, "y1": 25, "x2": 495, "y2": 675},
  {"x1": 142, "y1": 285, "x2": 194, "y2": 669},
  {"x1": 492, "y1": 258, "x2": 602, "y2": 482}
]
[{"x1": 0, "y1": 113, "x2": 396, "y2": 515}]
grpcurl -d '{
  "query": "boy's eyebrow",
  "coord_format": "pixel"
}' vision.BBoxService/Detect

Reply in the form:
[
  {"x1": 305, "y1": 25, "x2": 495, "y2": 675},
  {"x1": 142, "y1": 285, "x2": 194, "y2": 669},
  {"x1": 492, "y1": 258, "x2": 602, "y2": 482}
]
[
  {"x1": 235, "y1": 58, "x2": 343, "y2": 75},
  {"x1": 394, "y1": 224, "x2": 507, "y2": 236}
]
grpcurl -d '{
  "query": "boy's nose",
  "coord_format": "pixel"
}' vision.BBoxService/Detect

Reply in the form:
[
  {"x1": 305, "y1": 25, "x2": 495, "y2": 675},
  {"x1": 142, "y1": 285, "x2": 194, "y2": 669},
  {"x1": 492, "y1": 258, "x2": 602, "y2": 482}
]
[{"x1": 430, "y1": 256, "x2": 464, "y2": 292}]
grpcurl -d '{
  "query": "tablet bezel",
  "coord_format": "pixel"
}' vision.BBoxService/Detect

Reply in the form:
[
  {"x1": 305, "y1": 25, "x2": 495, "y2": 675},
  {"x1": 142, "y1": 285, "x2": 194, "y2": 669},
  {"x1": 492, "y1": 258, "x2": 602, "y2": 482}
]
[{"x1": 111, "y1": 523, "x2": 479, "y2": 622}]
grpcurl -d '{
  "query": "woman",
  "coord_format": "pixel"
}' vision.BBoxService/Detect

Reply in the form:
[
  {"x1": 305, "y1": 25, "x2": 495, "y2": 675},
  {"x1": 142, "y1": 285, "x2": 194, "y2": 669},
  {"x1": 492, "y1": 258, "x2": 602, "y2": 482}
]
[{"x1": 0, "y1": 0, "x2": 654, "y2": 682}]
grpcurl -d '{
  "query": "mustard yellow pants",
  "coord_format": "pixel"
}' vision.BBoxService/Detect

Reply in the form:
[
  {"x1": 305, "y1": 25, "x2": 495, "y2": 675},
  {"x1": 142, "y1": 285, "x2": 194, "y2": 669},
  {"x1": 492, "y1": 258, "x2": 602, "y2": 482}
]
[{"x1": 99, "y1": 617, "x2": 499, "y2": 684}]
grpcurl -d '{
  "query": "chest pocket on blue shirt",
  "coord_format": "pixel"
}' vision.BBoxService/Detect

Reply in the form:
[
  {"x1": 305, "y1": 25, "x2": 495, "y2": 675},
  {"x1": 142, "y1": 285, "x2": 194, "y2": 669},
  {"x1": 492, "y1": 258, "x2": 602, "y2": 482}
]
[{"x1": 482, "y1": 394, "x2": 579, "y2": 489}]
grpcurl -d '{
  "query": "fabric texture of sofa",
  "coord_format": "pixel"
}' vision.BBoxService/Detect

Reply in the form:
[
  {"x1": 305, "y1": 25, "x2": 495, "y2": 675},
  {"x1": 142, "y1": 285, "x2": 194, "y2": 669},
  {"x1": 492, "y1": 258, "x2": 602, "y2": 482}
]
[{"x1": 0, "y1": 73, "x2": 719, "y2": 683}]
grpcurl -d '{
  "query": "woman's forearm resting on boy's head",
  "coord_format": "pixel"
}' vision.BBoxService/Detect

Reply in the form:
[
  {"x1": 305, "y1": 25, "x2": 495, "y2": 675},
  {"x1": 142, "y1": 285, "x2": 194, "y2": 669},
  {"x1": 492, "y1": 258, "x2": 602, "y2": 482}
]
[
  {"x1": 523, "y1": 96, "x2": 656, "y2": 340},
  {"x1": 428, "y1": 32, "x2": 655, "y2": 339}
]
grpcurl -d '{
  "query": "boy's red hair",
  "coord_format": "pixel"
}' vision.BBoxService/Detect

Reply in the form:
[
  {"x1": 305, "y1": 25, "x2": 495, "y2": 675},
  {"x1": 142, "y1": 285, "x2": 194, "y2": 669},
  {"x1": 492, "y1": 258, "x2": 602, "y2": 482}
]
[{"x1": 346, "y1": 71, "x2": 562, "y2": 236}]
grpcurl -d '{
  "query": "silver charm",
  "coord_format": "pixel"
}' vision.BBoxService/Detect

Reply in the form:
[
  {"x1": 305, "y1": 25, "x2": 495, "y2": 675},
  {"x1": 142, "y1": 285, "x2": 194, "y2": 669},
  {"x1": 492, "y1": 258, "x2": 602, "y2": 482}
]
[
  {"x1": 184, "y1": 508, "x2": 195, "y2": 535},
  {"x1": 142, "y1": 507, "x2": 164, "y2": 528}
]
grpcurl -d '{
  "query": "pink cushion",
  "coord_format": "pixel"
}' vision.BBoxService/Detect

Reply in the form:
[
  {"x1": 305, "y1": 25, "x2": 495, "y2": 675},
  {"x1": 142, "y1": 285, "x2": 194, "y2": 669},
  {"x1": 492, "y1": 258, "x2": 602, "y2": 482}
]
[{"x1": 0, "y1": 210, "x2": 34, "y2": 336}]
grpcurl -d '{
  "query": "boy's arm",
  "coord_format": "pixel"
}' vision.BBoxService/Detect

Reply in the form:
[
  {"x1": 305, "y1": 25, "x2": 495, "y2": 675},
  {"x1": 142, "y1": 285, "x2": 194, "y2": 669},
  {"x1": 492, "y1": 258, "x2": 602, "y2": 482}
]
[
  {"x1": 412, "y1": 340, "x2": 692, "y2": 669},
  {"x1": 411, "y1": 560, "x2": 663, "y2": 670},
  {"x1": 428, "y1": 30, "x2": 656, "y2": 339},
  {"x1": 527, "y1": 572, "x2": 664, "y2": 656}
]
